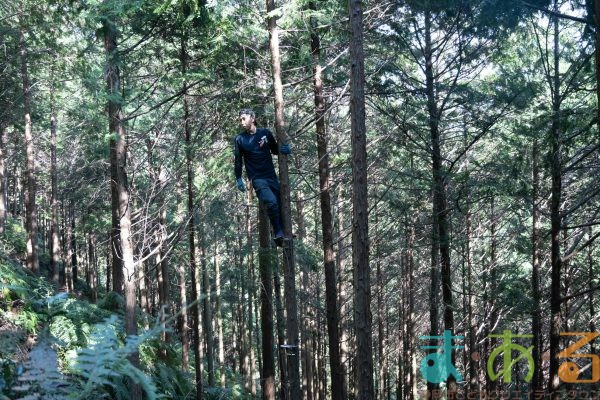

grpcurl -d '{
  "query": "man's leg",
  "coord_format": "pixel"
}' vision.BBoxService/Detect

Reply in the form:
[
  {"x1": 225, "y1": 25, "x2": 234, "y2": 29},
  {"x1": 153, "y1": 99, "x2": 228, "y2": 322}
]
[{"x1": 252, "y1": 179, "x2": 284, "y2": 240}]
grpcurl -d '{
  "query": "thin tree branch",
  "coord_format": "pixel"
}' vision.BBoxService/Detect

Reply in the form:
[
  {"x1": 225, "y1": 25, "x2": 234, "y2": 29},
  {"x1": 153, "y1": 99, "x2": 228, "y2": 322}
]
[
  {"x1": 561, "y1": 230, "x2": 600, "y2": 264},
  {"x1": 522, "y1": 2, "x2": 591, "y2": 25}
]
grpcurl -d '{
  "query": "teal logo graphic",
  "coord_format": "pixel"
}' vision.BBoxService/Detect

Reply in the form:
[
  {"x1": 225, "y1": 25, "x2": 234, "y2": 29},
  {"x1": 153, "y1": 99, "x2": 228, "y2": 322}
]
[{"x1": 419, "y1": 330, "x2": 464, "y2": 383}]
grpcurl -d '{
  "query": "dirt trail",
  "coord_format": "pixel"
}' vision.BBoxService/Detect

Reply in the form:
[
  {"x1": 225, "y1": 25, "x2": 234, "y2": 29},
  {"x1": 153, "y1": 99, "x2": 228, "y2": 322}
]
[{"x1": 10, "y1": 335, "x2": 71, "y2": 400}]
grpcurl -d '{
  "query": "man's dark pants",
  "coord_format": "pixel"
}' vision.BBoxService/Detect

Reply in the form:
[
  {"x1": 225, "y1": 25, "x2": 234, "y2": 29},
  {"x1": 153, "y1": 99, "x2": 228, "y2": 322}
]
[{"x1": 252, "y1": 178, "x2": 284, "y2": 235}]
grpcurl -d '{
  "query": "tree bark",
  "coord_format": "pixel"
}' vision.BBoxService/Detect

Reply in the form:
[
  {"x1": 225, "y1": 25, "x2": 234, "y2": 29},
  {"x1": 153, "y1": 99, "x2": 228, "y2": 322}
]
[
  {"x1": 335, "y1": 185, "x2": 351, "y2": 398},
  {"x1": 103, "y1": 14, "x2": 142, "y2": 399},
  {"x1": 145, "y1": 136, "x2": 170, "y2": 351},
  {"x1": 178, "y1": 261, "x2": 190, "y2": 371},
  {"x1": 70, "y1": 210, "x2": 78, "y2": 284},
  {"x1": 376, "y1": 230, "x2": 386, "y2": 400},
  {"x1": 531, "y1": 137, "x2": 543, "y2": 395},
  {"x1": 214, "y1": 244, "x2": 225, "y2": 387},
  {"x1": 106, "y1": 231, "x2": 111, "y2": 293},
  {"x1": 274, "y1": 267, "x2": 288, "y2": 400},
  {"x1": 50, "y1": 114, "x2": 61, "y2": 288},
  {"x1": 258, "y1": 202, "x2": 276, "y2": 400},
  {"x1": 348, "y1": 0, "x2": 374, "y2": 399},
  {"x1": 407, "y1": 214, "x2": 417, "y2": 400},
  {"x1": 423, "y1": 8, "x2": 457, "y2": 396},
  {"x1": 309, "y1": 2, "x2": 346, "y2": 398},
  {"x1": 0, "y1": 125, "x2": 7, "y2": 234},
  {"x1": 19, "y1": 27, "x2": 39, "y2": 274},
  {"x1": 548, "y1": 3, "x2": 563, "y2": 397},
  {"x1": 265, "y1": 1, "x2": 301, "y2": 398},
  {"x1": 65, "y1": 205, "x2": 74, "y2": 292},
  {"x1": 87, "y1": 234, "x2": 98, "y2": 303},
  {"x1": 181, "y1": 33, "x2": 203, "y2": 399},
  {"x1": 593, "y1": 0, "x2": 600, "y2": 143},
  {"x1": 199, "y1": 223, "x2": 215, "y2": 387},
  {"x1": 246, "y1": 194, "x2": 257, "y2": 397},
  {"x1": 295, "y1": 183, "x2": 313, "y2": 400},
  {"x1": 588, "y1": 228, "x2": 596, "y2": 356},
  {"x1": 107, "y1": 30, "x2": 123, "y2": 296}
]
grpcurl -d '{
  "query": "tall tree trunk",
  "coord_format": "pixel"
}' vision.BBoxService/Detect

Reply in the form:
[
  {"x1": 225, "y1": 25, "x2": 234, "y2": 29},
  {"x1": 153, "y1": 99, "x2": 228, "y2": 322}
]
[
  {"x1": 293, "y1": 175, "x2": 311, "y2": 400},
  {"x1": 12, "y1": 161, "x2": 21, "y2": 218},
  {"x1": 19, "y1": 27, "x2": 39, "y2": 274},
  {"x1": 235, "y1": 210, "x2": 249, "y2": 391},
  {"x1": 407, "y1": 215, "x2": 417, "y2": 400},
  {"x1": 158, "y1": 197, "x2": 170, "y2": 342},
  {"x1": 336, "y1": 185, "x2": 351, "y2": 398},
  {"x1": 110, "y1": 112, "x2": 123, "y2": 294},
  {"x1": 593, "y1": 0, "x2": 600, "y2": 142},
  {"x1": 466, "y1": 206, "x2": 477, "y2": 396},
  {"x1": 296, "y1": 183, "x2": 313, "y2": 400},
  {"x1": 531, "y1": 137, "x2": 543, "y2": 395},
  {"x1": 376, "y1": 236, "x2": 386, "y2": 400},
  {"x1": 179, "y1": 262, "x2": 190, "y2": 371},
  {"x1": 588, "y1": 227, "x2": 596, "y2": 357},
  {"x1": 487, "y1": 198, "x2": 500, "y2": 395},
  {"x1": 274, "y1": 268, "x2": 288, "y2": 400},
  {"x1": 70, "y1": 211, "x2": 78, "y2": 284},
  {"x1": 145, "y1": 136, "x2": 170, "y2": 351},
  {"x1": 66, "y1": 205, "x2": 74, "y2": 292},
  {"x1": 309, "y1": 2, "x2": 346, "y2": 398},
  {"x1": 424, "y1": 11, "x2": 440, "y2": 398},
  {"x1": 181, "y1": 33, "x2": 202, "y2": 399},
  {"x1": 548, "y1": 3, "x2": 562, "y2": 397},
  {"x1": 348, "y1": 0, "x2": 374, "y2": 398},
  {"x1": 199, "y1": 223, "x2": 215, "y2": 387},
  {"x1": 87, "y1": 234, "x2": 98, "y2": 303},
  {"x1": 50, "y1": 114, "x2": 61, "y2": 288},
  {"x1": 316, "y1": 281, "x2": 327, "y2": 400},
  {"x1": 106, "y1": 231, "x2": 112, "y2": 293},
  {"x1": 214, "y1": 245, "x2": 225, "y2": 387},
  {"x1": 103, "y1": 14, "x2": 142, "y2": 399},
  {"x1": 244, "y1": 190, "x2": 256, "y2": 395},
  {"x1": 106, "y1": 13, "x2": 123, "y2": 296},
  {"x1": 265, "y1": 1, "x2": 301, "y2": 398},
  {"x1": 0, "y1": 125, "x2": 7, "y2": 234},
  {"x1": 259, "y1": 202, "x2": 276, "y2": 400}
]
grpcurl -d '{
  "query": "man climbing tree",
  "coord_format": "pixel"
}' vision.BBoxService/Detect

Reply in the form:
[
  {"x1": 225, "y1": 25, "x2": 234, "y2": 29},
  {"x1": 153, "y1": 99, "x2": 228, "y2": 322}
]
[{"x1": 234, "y1": 108, "x2": 291, "y2": 246}]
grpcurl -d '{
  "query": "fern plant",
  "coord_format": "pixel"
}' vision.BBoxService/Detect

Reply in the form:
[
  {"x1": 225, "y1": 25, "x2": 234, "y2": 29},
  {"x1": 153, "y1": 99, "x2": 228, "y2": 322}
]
[{"x1": 71, "y1": 315, "x2": 160, "y2": 400}]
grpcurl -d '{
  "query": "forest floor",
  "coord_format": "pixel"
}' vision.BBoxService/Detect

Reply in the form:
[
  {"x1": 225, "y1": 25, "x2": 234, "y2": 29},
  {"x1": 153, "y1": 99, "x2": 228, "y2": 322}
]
[{"x1": 1, "y1": 318, "x2": 71, "y2": 400}]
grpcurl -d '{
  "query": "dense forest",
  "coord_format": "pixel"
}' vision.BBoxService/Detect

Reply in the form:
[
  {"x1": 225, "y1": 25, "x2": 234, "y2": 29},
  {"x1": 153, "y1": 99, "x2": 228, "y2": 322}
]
[{"x1": 0, "y1": 0, "x2": 599, "y2": 399}]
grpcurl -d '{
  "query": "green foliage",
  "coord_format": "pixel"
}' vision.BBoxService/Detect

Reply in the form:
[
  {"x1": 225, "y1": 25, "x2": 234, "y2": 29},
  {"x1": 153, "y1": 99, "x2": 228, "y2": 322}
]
[
  {"x1": 151, "y1": 361, "x2": 193, "y2": 399},
  {"x1": 50, "y1": 315, "x2": 81, "y2": 348},
  {"x1": 0, "y1": 219, "x2": 27, "y2": 258},
  {"x1": 97, "y1": 291, "x2": 125, "y2": 312},
  {"x1": 0, "y1": 358, "x2": 17, "y2": 396},
  {"x1": 205, "y1": 385, "x2": 253, "y2": 399},
  {"x1": 71, "y1": 315, "x2": 159, "y2": 400},
  {"x1": 48, "y1": 297, "x2": 111, "y2": 350},
  {"x1": 13, "y1": 310, "x2": 39, "y2": 334},
  {"x1": 0, "y1": 257, "x2": 54, "y2": 334}
]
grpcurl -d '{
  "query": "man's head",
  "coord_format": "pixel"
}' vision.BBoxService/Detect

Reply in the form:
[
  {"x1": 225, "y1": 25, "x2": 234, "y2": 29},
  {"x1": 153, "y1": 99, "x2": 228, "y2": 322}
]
[{"x1": 239, "y1": 108, "x2": 256, "y2": 132}]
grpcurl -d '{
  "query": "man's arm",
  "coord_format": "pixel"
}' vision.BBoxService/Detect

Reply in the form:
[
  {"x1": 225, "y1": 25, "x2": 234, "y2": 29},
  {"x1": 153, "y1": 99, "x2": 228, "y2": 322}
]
[
  {"x1": 267, "y1": 130, "x2": 279, "y2": 155},
  {"x1": 267, "y1": 130, "x2": 290, "y2": 155},
  {"x1": 234, "y1": 136, "x2": 243, "y2": 179}
]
